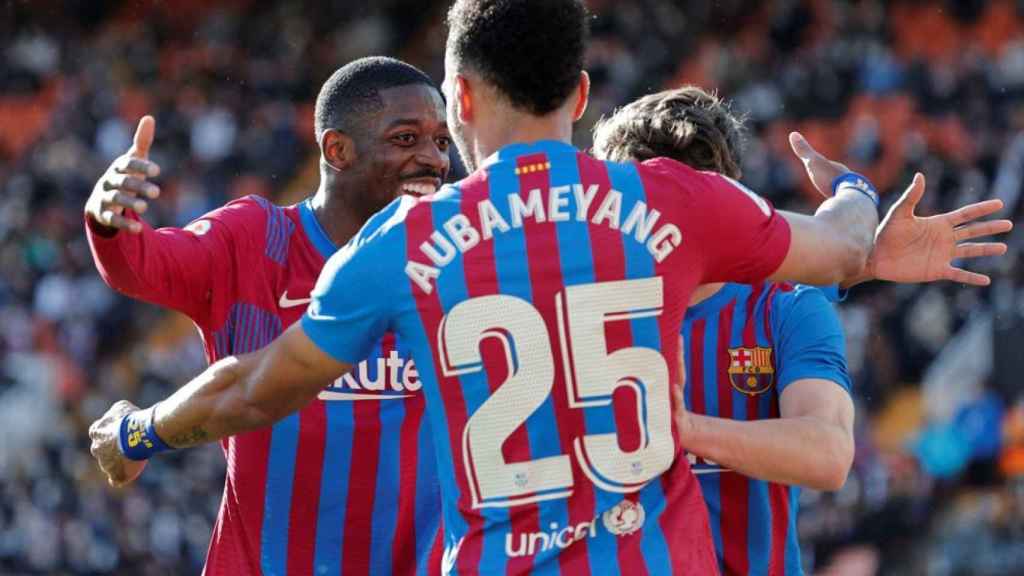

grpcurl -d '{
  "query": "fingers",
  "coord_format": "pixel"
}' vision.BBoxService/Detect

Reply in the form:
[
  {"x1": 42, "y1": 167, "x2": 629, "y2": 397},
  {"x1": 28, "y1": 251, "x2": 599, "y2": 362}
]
[
  {"x1": 99, "y1": 211, "x2": 142, "y2": 233},
  {"x1": 103, "y1": 173, "x2": 160, "y2": 199},
  {"x1": 891, "y1": 173, "x2": 926, "y2": 217},
  {"x1": 944, "y1": 266, "x2": 991, "y2": 286},
  {"x1": 788, "y1": 132, "x2": 818, "y2": 163},
  {"x1": 114, "y1": 155, "x2": 160, "y2": 178},
  {"x1": 946, "y1": 199, "x2": 1006, "y2": 227},
  {"x1": 954, "y1": 219, "x2": 1014, "y2": 241},
  {"x1": 955, "y1": 242, "x2": 1008, "y2": 259},
  {"x1": 130, "y1": 115, "x2": 156, "y2": 158}
]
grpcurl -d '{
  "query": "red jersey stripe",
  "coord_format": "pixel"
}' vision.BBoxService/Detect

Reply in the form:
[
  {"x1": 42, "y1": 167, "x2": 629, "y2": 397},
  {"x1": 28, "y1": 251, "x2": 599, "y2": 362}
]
[{"x1": 286, "y1": 400, "x2": 328, "y2": 575}]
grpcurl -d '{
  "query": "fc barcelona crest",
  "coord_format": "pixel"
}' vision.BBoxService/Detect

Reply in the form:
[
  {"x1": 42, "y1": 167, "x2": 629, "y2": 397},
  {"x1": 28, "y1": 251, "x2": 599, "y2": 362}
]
[{"x1": 727, "y1": 347, "x2": 774, "y2": 396}]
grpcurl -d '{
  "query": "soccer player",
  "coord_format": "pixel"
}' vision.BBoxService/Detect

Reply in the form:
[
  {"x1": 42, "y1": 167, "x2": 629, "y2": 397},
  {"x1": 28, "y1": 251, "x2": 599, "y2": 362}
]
[
  {"x1": 88, "y1": 1, "x2": 999, "y2": 573},
  {"x1": 85, "y1": 57, "x2": 451, "y2": 575},
  {"x1": 590, "y1": 86, "x2": 1012, "y2": 575}
]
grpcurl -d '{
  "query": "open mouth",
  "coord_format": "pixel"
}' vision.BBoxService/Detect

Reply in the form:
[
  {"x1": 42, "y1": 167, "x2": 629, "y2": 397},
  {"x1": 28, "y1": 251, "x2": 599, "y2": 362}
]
[{"x1": 401, "y1": 180, "x2": 440, "y2": 197}]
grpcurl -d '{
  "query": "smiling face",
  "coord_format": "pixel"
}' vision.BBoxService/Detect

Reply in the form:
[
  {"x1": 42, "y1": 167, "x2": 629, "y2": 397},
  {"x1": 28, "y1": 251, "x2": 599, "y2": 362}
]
[{"x1": 346, "y1": 83, "x2": 451, "y2": 218}]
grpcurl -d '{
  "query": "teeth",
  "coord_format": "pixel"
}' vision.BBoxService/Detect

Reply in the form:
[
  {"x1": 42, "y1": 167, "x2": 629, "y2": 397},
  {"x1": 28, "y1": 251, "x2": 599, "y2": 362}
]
[{"x1": 402, "y1": 182, "x2": 437, "y2": 196}]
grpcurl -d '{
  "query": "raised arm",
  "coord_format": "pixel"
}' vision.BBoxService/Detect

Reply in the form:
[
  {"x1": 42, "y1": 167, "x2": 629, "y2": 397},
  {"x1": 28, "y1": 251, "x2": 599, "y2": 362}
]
[
  {"x1": 85, "y1": 116, "x2": 234, "y2": 323},
  {"x1": 89, "y1": 323, "x2": 350, "y2": 487}
]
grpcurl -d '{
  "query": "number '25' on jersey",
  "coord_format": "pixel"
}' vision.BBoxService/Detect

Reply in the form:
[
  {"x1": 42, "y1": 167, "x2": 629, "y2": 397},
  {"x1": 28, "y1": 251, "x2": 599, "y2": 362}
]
[{"x1": 302, "y1": 140, "x2": 792, "y2": 575}]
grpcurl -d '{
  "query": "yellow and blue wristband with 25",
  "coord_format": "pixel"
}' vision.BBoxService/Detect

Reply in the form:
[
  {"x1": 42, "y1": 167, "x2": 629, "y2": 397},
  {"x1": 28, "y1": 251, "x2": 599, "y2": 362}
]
[{"x1": 118, "y1": 406, "x2": 172, "y2": 461}]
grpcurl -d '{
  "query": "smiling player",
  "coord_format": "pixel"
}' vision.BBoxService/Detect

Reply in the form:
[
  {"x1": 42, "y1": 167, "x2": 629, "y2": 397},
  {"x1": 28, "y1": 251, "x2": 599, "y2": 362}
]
[{"x1": 85, "y1": 57, "x2": 450, "y2": 575}]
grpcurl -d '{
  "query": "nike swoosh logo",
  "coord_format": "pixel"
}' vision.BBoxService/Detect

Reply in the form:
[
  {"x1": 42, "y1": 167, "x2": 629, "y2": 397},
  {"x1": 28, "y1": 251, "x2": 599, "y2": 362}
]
[
  {"x1": 317, "y1": 390, "x2": 413, "y2": 401},
  {"x1": 278, "y1": 291, "x2": 312, "y2": 309}
]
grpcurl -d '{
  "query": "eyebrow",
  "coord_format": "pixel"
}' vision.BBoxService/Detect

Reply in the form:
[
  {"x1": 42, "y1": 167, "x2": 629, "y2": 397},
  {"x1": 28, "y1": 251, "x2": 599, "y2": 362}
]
[{"x1": 385, "y1": 118, "x2": 426, "y2": 130}]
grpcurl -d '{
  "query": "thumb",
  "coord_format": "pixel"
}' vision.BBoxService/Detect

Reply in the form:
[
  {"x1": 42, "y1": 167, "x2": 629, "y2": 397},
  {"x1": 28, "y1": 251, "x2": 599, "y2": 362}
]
[
  {"x1": 788, "y1": 131, "x2": 818, "y2": 164},
  {"x1": 130, "y1": 115, "x2": 156, "y2": 158},
  {"x1": 891, "y1": 172, "x2": 926, "y2": 218}
]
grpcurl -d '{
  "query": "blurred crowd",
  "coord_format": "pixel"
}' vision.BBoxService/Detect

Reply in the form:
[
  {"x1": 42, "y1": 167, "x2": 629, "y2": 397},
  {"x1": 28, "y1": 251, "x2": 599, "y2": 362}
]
[{"x1": 1, "y1": 1, "x2": 1022, "y2": 574}]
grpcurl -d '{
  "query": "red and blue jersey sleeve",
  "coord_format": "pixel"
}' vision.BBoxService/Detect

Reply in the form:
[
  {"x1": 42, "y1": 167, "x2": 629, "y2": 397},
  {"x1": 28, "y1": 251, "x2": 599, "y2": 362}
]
[
  {"x1": 641, "y1": 157, "x2": 791, "y2": 285},
  {"x1": 86, "y1": 196, "x2": 268, "y2": 328},
  {"x1": 770, "y1": 284, "x2": 851, "y2": 395},
  {"x1": 302, "y1": 196, "x2": 413, "y2": 365}
]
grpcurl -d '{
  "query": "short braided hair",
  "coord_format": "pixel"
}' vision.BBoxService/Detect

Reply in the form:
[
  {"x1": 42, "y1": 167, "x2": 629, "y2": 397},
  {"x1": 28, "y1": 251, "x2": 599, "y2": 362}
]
[{"x1": 592, "y1": 86, "x2": 745, "y2": 178}]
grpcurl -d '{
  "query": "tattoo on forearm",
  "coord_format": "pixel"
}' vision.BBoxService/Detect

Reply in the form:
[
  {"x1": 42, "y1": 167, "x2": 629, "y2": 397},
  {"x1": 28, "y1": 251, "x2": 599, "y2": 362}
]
[{"x1": 169, "y1": 427, "x2": 208, "y2": 447}]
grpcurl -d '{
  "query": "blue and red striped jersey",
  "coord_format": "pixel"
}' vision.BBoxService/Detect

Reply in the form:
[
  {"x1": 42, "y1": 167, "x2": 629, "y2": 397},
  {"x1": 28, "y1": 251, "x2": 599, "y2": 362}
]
[
  {"x1": 681, "y1": 283, "x2": 851, "y2": 576},
  {"x1": 303, "y1": 140, "x2": 792, "y2": 575},
  {"x1": 87, "y1": 196, "x2": 440, "y2": 576}
]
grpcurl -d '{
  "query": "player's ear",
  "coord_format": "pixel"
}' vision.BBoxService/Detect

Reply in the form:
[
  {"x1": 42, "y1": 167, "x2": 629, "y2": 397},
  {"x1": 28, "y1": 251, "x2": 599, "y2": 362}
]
[
  {"x1": 572, "y1": 71, "x2": 590, "y2": 122},
  {"x1": 321, "y1": 129, "x2": 357, "y2": 172},
  {"x1": 454, "y1": 75, "x2": 473, "y2": 124}
]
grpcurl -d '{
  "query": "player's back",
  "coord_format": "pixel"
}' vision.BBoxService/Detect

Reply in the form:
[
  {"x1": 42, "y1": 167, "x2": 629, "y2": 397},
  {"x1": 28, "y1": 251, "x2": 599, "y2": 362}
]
[
  {"x1": 306, "y1": 139, "x2": 792, "y2": 574},
  {"x1": 394, "y1": 141, "x2": 721, "y2": 575}
]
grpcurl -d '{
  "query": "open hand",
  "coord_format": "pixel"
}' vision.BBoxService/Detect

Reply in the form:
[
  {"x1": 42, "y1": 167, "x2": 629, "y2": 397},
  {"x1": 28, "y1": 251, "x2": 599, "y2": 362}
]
[
  {"x1": 88, "y1": 400, "x2": 147, "y2": 487},
  {"x1": 852, "y1": 173, "x2": 1013, "y2": 286},
  {"x1": 84, "y1": 116, "x2": 161, "y2": 234}
]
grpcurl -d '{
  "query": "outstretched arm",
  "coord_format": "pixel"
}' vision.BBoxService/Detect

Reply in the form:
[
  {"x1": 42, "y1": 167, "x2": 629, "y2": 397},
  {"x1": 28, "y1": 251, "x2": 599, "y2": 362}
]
[{"x1": 89, "y1": 323, "x2": 350, "y2": 487}]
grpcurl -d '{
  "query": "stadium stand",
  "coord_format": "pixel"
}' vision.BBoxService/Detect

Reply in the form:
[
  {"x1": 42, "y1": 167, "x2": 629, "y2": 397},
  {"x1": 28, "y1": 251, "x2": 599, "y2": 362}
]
[{"x1": 1, "y1": 1, "x2": 1021, "y2": 573}]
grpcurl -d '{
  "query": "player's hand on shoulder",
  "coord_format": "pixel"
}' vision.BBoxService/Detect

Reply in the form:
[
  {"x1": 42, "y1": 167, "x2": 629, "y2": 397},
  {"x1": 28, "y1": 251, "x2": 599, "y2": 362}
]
[
  {"x1": 85, "y1": 115, "x2": 162, "y2": 234},
  {"x1": 789, "y1": 132, "x2": 850, "y2": 199},
  {"x1": 861, "y1": 173, "x2": 1013, "y2": 287},
  {"x1": 89, "y1": 400, "x2": 147, "y2": 487}
]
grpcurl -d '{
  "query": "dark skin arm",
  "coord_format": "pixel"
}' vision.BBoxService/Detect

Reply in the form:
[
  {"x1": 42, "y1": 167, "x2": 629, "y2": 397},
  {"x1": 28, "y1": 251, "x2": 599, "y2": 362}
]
[{"x1": 89, "y1": 323, "x2": 351, "y2": 486}]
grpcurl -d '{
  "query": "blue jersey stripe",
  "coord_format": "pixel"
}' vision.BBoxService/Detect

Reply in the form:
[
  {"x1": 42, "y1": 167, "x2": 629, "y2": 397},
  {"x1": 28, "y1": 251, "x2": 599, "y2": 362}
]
[
  {"x1": 312, "y1": 401, "x2": 355, "y2": 575},
  {"x1": 414, "y1": 408, "x2": 441, "y2": 576},
  {"x1": 784, "y1": 486, "x2": 801, "y2": 575},
  {"x1": 260, "y1": 414, "x2": 300, "y2": 576},
  {"x1": 370, "y1": 396, "x2": 405, "y2": 575},
  {"x1": 697, "y1": 310, "x2": 724, "y2": 562},
  {"x1": 747, "y1": 477, "x2": 770, "y2": 575},
  {"x1": 606, "y1": 159, "x2": 672, "y2": 574}
]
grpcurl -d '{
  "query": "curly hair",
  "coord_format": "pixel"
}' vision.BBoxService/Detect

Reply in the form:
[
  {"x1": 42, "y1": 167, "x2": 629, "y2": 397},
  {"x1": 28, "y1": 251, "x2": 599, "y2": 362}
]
[
  {"x1": 446, "y1": 0, "x2": 588, "y2": 116},
  {"x1": 315, "y1": 56, "x2": 438, "y2": 141},
  {"x1": 591, "y1": 86, "x2": 745, "y2": 179}
]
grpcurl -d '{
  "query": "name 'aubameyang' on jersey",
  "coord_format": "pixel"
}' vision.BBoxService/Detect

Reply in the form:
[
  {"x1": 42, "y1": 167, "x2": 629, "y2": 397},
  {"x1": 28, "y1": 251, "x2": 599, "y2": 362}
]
[{"x1": 302, "y1": 140, "x2": 794, "y2": 575}]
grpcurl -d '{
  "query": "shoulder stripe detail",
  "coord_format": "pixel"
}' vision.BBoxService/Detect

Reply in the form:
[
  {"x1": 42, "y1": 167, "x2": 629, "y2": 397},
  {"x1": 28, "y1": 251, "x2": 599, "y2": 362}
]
[
  {"x1": 251, "y1": 194, "x2": 296, "y2": 266},
  {"x1": 213, "y1": 303, "x2": 284, "y2": 356}
]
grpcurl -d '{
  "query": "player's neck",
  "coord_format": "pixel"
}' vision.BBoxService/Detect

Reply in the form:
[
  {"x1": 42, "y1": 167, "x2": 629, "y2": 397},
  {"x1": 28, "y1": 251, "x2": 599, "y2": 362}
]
[
  {"x1": 308, "y1": 185, "x2": 364, "y2": 247},
  {"x1": 473, "y1": 109, "x2": 574, "y2": 167},
  {"x1": 689, "y1": 283, "x2": 724, "y2": 306}
]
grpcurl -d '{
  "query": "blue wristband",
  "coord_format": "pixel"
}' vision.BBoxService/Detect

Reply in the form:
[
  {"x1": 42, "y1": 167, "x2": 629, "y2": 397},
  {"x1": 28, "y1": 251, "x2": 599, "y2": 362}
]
[
  {"x1": 831, "y1": 172, "x2": 880, "y2": 206},
  {"x1": 118, "y1": 406, "x2": 172, "y2": 461}
]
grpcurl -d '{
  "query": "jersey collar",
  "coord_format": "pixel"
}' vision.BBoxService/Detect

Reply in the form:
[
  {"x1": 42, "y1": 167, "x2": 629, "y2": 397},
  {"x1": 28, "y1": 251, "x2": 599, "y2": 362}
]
[
  {"x1": 298, "y1": 198, "x2": 338, "y2": 260},
  {"x1": 482, "y1": 139, "x2": 578, "y2": 168}
]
